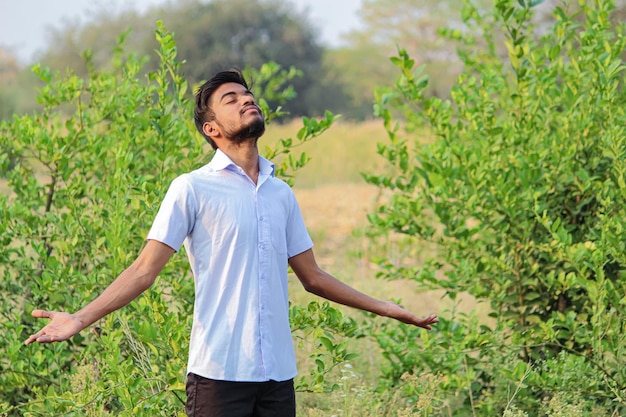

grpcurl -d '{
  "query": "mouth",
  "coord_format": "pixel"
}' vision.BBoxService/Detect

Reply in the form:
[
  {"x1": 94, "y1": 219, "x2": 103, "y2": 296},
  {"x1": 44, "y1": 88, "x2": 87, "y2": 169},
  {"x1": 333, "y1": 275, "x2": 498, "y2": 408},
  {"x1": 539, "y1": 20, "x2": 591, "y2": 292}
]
[{"x1": 241, "y1": 105, "x2": 261, "y2": 115}]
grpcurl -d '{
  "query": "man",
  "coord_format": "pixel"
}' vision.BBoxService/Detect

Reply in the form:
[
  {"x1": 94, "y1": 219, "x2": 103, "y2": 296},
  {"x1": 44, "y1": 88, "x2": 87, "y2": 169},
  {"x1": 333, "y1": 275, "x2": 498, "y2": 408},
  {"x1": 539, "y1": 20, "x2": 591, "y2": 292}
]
[{"x1": 25, "y1": 69, "x2": 438, "y2": 417}]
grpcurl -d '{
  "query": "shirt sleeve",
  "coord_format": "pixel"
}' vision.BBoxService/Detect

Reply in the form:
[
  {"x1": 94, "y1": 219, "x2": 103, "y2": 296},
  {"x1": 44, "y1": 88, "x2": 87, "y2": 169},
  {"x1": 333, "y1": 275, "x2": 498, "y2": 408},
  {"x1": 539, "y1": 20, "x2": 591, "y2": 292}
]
[
  {"x1": 146, "y1": 175, "x2": 197, "y2": 252},
  {"x1": 286, "y1": 189, "x2": 314, "y2": 258}
]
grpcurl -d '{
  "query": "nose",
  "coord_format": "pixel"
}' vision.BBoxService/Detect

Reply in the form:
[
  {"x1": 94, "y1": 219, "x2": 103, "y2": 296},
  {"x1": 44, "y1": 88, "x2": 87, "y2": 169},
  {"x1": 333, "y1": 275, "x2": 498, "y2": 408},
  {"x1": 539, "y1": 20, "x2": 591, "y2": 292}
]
[{"x1": 242, "y1": 94, "x2": 255, "y2": 106}]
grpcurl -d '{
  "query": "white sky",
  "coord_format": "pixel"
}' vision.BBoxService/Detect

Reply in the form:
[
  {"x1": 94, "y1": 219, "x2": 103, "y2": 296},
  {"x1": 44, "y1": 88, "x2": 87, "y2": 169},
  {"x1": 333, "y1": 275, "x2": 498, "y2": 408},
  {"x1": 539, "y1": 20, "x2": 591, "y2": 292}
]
[{"x1": 0, "y1": 0, "x2": 363, "y2": 64}]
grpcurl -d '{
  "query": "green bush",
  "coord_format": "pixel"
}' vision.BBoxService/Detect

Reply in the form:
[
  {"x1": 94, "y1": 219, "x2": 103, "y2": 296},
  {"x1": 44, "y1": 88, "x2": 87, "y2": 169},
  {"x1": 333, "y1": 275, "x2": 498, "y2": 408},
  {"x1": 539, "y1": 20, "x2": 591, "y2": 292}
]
[
  {"x1": 365, "y1": 0, "x2": 626, "y2": 415},
  {"x1": 0, "y1": 22, "x2": 350, "y2": 416}
]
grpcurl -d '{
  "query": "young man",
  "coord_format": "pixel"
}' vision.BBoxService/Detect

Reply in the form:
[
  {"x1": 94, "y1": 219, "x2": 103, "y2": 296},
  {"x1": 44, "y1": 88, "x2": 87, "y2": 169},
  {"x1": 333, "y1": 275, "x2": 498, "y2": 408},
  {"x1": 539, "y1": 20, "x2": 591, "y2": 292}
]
[{"x1": 25, "y1": 69, "x2": 438, "y2": 417}]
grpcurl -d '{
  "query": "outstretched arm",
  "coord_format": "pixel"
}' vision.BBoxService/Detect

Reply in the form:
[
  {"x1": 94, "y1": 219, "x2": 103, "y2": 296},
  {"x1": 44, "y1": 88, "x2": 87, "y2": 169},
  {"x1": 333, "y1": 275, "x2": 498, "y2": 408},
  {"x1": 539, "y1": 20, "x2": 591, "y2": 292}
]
[
  {"x1": 289, "y1": 248, "x2": 438, "y2": 330},
  {"x1": 25, "y1": 240, "x2": 175, "y2": 345}
]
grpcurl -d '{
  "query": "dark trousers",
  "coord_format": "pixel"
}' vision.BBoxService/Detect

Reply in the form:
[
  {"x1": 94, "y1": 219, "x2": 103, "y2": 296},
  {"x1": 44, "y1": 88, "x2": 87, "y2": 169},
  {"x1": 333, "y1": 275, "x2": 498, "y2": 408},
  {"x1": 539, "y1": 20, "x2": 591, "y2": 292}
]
[{"x1": 185, "y1": 373, "x2": 296, "y2": 417}]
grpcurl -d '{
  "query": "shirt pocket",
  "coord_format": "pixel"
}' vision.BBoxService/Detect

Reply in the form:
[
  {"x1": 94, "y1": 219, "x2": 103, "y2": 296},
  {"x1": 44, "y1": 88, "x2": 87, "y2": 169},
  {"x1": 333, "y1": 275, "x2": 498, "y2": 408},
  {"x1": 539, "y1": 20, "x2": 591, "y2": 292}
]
[{"x1": 271, "y1": 229, "x2": 288, "y2": 255}]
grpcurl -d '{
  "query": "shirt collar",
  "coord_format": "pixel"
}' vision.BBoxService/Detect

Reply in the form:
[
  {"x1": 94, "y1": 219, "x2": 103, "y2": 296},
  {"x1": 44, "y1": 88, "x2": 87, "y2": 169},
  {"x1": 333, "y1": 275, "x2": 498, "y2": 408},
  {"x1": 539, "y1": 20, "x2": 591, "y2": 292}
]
[{"x1": 209, "y1": 149, "x2": 275, "y2": 177}]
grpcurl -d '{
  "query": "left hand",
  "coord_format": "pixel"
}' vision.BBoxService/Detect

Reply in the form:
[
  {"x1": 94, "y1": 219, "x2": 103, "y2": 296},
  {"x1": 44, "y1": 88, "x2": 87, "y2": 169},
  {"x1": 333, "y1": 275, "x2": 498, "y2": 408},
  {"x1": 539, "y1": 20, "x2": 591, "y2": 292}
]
[{"x1": 383, "y1": 301, "x2": 439, "y2": 330}]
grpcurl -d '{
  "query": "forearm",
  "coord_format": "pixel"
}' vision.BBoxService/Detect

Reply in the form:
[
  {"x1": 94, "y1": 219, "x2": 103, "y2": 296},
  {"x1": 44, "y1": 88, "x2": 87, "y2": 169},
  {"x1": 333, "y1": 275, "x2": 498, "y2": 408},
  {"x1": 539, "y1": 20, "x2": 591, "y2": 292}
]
[
  {"x1": 75, "y1": 265, "x2": 155, "y2": 328},
  {"x1": 303, "y1": 270, "x2": 438, "y2": 329},
  {"x1": 25, "y1": 241, "x2": 175, "y2": 345},
  {"x1": 303, "y1": 270, "x2": 389, "y2": 317},
  {"x1": 291, "y1": 249, "x2": 437, "y2": 329}
]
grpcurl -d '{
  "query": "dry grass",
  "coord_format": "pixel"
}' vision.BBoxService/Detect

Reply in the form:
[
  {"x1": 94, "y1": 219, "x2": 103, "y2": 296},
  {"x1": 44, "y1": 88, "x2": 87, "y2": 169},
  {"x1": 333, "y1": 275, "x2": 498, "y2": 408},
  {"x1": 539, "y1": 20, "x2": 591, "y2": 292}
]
[
  {"x1": 263, "y1": 119, "x2": 392, "y2": 188},
  {"x1": 0, "y1": 178, "x2": 8, "y2": 195},
  {"x1": 290, "y1": 182, "x2": 488, "y2": 321}
]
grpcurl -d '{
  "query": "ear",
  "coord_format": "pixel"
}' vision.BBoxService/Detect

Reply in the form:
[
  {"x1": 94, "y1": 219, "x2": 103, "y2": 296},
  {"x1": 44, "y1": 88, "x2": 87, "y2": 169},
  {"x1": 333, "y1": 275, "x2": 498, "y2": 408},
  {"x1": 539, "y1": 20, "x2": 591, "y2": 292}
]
[{"x1": 202, "y1": 121, "x2": 219, "y2": 140}]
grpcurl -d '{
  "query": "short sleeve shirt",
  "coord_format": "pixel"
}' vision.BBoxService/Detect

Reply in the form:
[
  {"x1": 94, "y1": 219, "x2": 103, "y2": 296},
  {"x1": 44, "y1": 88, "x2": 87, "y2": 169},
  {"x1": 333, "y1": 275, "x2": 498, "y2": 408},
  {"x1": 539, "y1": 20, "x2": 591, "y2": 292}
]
[{"x1": 147, "y1": 150, "x2": 313, "y2": 382}]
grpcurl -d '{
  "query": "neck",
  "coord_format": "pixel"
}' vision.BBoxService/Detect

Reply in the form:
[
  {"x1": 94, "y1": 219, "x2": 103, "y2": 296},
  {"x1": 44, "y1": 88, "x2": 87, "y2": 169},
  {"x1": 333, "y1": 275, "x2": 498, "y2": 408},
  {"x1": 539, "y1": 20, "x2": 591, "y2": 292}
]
[{"x1": 219, "y1": 139, "x2": 260, "y2": 183}]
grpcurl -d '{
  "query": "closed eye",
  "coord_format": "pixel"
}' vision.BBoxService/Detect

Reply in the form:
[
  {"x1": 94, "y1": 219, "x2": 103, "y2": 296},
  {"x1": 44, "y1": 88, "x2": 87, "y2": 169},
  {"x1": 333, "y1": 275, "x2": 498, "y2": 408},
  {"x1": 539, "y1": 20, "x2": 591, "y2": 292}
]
[{"x1": 220, "y1": 89, "x2": 255, "y2": 104}]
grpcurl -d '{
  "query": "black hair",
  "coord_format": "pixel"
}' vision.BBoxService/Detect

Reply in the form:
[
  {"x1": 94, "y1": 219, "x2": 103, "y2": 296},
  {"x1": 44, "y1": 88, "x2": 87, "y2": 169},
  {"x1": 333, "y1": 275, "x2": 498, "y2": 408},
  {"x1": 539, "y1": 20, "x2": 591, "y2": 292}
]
[{"x1": 194, "y1": 69, "x2": 250, "y2": 150}]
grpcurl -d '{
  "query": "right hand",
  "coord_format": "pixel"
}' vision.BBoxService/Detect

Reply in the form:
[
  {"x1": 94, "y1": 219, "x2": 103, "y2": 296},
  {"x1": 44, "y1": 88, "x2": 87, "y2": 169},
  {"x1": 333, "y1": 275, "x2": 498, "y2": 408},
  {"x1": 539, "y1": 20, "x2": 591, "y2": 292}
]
[{"x1": 24, "y1": 310, "x2": 85, "y2": 345}]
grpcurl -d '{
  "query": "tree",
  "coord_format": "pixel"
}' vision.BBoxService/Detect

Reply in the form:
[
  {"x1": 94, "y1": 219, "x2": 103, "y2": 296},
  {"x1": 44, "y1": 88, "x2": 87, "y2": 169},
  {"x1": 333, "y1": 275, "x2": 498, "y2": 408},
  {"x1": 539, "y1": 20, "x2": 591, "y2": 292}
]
[
  {"x1": 330, "y1": 0, "x2": 491, "y2": 121},
  {"x1": 37, "y1": 0, "x2": 349, "y2": 119},
  {"x1": 349, "y1": 0, "x2": 462, "y2": 59},
  {"x1": 0, "y1": 50, "x2": 39, "y2": 122},
  {"x1": 0, "y1": 50, "x2": 19, "y2": 119},
  {"x1": 162, "y1": 0, "x2": 320, "y2": 112},
  {"x1": 365, "y1": 0, "x2": 626, "y2": 415},
  {"x1": 347, "y1": 0, "x2": 481, "y2": 95}
]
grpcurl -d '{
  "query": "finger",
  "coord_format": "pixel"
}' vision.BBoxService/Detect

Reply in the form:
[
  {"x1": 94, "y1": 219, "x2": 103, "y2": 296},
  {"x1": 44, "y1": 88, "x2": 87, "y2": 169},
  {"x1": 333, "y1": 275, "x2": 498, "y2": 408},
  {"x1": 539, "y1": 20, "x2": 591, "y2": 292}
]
[
  {"x1": 414, "y1": 320, "x2": 432, "y2": 330},
  {"x1": 31, "y1": 310, "x2": 51, "y2": 319},
  {"x1": 24, "y1": 335, "x2": 37, "y2": 345},
  {"x1": 35, "y1": 334, "x2": 57, "y2": 343},
  {"x1": 416, "y1": 315, "x2": 438, "y2": 329},
  {"x1": 24, "y1": 330, "x2": 46, "y2": 345}
]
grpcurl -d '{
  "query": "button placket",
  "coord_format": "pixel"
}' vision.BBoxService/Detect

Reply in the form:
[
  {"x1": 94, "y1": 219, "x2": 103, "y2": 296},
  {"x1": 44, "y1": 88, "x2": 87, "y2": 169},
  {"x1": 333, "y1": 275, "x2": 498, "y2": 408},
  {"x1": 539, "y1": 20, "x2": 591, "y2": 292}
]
[{"x1": 256, "y1": 186, "x2": 272, "y2": 376}]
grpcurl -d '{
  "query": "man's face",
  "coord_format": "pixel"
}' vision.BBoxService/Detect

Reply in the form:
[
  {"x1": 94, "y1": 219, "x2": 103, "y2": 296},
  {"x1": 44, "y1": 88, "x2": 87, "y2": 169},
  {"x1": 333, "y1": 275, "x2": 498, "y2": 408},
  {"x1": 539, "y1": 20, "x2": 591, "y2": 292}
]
[{"x1": 209, "y1": 82, "x2": 265, "y2": 145}]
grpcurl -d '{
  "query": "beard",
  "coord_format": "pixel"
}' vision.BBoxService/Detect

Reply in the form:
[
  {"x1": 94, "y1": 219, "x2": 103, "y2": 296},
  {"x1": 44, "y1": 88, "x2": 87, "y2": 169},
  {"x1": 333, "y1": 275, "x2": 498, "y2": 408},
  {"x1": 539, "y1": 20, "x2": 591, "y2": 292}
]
[{"x1": 219, "y1": 115, "x2": 266, "y2": 146}]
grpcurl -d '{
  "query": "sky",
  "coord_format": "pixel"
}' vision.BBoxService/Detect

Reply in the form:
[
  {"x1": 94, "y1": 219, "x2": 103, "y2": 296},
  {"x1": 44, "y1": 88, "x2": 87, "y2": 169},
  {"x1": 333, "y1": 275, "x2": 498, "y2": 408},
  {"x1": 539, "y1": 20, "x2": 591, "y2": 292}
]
[{"x1": 0, "y1": 0, "x2": 363, "y2": 64}]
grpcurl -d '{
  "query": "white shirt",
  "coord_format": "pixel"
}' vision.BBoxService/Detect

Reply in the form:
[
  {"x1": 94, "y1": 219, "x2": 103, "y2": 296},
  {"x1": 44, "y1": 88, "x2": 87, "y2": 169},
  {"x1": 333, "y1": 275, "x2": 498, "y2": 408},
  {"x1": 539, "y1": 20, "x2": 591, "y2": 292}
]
[{"x1": 146, "y1": 150, "x2": 313, "y2": 382}]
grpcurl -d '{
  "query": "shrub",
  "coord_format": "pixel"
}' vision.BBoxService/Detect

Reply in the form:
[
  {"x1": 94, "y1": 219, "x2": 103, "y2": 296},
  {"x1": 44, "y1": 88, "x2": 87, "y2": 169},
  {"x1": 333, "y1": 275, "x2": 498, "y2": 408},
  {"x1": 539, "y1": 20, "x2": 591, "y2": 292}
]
[
  {"x1": 0, "y1": 22, "x2": 346, "y2": 416},
  {"x1": 365, "y1": 0, "x2": 626, "y2": 415}
]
